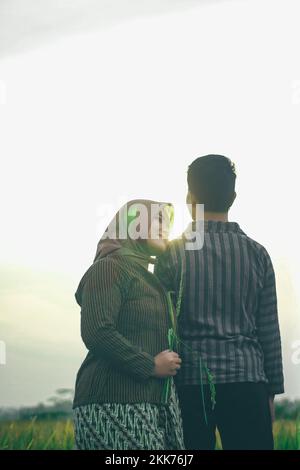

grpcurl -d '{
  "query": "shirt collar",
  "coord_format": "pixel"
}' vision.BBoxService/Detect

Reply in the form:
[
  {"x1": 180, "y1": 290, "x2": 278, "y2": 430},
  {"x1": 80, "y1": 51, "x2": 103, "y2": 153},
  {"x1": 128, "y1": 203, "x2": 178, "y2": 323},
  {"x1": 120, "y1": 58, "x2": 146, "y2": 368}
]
[{"x1": 202, "y1": 220, "x2": 242, "y2": 233}]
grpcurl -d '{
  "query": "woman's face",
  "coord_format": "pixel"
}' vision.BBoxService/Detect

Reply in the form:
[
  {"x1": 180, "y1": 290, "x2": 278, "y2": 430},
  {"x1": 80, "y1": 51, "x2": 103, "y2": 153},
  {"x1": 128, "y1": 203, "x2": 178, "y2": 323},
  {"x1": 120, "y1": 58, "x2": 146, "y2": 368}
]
[{"x1": 146, "y1": 207, "x2": 172, "y2": 255}]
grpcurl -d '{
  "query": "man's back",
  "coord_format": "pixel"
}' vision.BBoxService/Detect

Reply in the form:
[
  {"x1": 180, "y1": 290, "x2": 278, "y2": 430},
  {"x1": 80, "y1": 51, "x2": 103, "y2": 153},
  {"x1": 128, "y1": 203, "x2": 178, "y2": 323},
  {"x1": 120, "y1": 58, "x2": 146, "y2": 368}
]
[{"x1": 155, "y1": 220, "x2": 284, "y2": 396}]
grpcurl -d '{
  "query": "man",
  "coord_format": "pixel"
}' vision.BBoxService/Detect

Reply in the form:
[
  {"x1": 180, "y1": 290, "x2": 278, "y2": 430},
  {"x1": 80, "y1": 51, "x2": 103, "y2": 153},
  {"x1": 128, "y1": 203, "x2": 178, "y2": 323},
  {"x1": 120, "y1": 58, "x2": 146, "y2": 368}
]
[{"x1": 155, "y1": 155, "x2": 284, "y2": 450}]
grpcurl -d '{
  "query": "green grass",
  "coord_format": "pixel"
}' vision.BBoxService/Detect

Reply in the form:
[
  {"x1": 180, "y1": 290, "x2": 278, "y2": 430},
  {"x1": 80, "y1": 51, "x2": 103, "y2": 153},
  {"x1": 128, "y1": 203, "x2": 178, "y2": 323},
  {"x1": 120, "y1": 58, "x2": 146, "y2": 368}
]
[
  {"x1": 0, "y1": 418, "x2": 75, "y2": 450},
  {"x1": 273, "y1": 420, "x2": 300, "y2": 450},
  {"x1": 0, "y1": 418, "x2": 299, "y2": 450}
]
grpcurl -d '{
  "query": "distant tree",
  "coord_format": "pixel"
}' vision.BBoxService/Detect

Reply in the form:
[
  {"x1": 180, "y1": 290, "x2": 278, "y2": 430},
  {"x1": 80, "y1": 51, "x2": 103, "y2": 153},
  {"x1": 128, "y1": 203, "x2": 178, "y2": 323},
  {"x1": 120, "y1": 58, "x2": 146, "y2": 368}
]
[
  {"x1": 275, "y1": 399, "x2": 300, "y2": 420},
  {"x1": 1, "y1": 394, "x2": 297, "y2": 423},
  {"x1": 0, "y1": 389, "x2": 75, "y2": 421}
]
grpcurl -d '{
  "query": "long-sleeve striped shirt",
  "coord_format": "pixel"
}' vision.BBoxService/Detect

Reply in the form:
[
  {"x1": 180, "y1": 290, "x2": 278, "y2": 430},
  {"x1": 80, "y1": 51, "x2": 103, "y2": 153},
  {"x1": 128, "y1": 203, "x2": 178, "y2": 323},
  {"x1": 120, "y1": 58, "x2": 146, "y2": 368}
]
[
  {"x1": 154, "y1": 220, "x2": 284, "y2": 395},
  {"x1": 73, "y1": 255, "x2": 177, "y2": 408}
]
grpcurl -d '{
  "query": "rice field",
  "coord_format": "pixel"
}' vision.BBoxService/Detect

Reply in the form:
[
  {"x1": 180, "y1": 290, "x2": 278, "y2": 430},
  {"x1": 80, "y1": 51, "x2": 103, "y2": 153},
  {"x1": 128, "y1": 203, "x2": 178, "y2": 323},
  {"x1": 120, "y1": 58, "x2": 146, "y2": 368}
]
[
  {"x1": 0, "y1": 418, "x2": 75, "y2": 450},
  {"x1": 0, "y1": 418, "x2": 299, "y2": 450}
]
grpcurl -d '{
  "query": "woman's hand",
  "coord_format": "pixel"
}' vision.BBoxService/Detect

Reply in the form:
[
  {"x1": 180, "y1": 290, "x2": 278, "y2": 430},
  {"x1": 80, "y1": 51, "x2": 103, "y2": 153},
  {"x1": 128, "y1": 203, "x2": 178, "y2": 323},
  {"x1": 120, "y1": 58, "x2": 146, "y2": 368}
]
[{"x1": 152, "y1": 349, "x2": 182, "y2": 378}]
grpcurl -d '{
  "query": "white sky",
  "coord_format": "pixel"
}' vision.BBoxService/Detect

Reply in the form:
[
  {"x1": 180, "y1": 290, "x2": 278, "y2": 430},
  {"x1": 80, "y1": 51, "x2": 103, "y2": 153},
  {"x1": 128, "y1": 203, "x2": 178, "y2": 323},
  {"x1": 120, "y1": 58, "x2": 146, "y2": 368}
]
[{"x1": 0, "y1": 0, "x2": 300, "y2": 406}]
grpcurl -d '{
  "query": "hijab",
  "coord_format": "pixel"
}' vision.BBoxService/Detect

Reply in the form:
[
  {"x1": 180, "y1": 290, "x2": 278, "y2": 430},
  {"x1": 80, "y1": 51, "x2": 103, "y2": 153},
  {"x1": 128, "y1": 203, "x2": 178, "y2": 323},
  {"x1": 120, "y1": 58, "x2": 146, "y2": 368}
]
[{"x1": 93, "y1": 199, "x2": 174, "y2": 269}]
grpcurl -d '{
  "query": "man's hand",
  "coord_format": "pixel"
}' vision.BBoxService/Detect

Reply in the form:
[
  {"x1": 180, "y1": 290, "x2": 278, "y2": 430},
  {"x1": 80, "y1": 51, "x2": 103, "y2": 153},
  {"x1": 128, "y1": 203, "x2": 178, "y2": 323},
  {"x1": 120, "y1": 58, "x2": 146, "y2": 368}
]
[{"x1": 269, "y1": 395, "x2": 275, "y2": 424}]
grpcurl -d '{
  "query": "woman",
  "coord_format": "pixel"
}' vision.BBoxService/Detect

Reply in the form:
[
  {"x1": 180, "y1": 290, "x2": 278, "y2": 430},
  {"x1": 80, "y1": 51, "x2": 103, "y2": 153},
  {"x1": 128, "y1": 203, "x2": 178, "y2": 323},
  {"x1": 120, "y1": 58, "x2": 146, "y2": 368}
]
[{"x1": 73, "y1": 199, "x2": 185, "y2": 450}]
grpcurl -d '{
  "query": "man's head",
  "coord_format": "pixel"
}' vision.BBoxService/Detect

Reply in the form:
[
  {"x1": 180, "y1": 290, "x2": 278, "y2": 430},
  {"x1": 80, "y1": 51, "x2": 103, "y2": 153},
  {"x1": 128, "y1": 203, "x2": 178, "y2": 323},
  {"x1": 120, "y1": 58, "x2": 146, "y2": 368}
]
[{"x1": 187, "y1": 155, "x2": 236, "y2": 217}]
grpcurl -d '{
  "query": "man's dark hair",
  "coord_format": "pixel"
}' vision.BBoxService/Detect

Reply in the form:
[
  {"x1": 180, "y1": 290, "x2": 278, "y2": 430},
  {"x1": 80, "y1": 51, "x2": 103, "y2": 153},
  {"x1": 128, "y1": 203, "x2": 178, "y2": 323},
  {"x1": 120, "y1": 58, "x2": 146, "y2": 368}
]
[{"x1": 187, "y1": 155, "x2": 236, "y2": 212}]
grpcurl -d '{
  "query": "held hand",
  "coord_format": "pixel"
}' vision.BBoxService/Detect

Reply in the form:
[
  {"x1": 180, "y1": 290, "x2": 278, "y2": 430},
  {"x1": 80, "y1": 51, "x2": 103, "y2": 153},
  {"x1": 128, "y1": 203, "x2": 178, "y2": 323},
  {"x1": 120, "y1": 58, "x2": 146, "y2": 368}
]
[{"x1": 153, "y1": 349, "x2": 182, "y2": 378}]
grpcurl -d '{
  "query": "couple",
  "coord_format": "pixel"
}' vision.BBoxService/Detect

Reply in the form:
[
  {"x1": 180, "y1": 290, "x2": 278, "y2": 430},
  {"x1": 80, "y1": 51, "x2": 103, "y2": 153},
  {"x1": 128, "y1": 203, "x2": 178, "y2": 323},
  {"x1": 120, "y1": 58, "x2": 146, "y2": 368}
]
[{"x1": 72, "y1": 155, "x2": 284, "y2": 450}]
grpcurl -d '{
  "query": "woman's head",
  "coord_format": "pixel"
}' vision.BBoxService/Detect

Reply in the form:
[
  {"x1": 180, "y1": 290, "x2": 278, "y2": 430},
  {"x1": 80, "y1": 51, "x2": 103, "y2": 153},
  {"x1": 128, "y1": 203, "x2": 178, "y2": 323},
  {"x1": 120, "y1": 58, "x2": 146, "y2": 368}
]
[{"x1": 94, "y1": 199, "x2": 174, "y2": 262}]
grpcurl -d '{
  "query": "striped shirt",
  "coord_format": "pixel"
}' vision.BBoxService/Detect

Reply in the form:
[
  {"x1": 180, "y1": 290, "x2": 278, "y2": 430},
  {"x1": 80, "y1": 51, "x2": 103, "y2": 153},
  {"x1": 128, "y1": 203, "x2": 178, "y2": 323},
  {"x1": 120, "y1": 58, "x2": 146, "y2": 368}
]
[
  {"x1": 73, "y1": 255, "x2": 178, "y2": 408},
  {"x1": 154, "y1": 220, "x2": 284, "y2": 395}
]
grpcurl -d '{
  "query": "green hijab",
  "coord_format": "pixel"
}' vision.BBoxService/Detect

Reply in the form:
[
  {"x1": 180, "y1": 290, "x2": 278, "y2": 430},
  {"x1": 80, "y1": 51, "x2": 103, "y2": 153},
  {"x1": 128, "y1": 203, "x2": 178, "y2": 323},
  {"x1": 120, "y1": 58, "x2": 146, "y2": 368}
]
[{"x1": 94, "y1": 199, "x2": 174, "y2": 269}]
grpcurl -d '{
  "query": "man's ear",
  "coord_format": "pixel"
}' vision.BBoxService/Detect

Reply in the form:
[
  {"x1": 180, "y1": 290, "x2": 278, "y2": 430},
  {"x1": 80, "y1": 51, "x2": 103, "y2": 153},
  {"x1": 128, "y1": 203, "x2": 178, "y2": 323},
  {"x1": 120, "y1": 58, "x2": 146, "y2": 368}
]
[
  {"x1": 186, "y1": 190, "x2": 191, "y2": 205},
  {"x1": 228, "y1": 191, "x2": 237, "y2": 208},
  {"x1": 186, "y1": 190, "x2": 198, "y2": 220},
  {"x1": 186, "y1": 190, "x2": 197, "y2": 205}
]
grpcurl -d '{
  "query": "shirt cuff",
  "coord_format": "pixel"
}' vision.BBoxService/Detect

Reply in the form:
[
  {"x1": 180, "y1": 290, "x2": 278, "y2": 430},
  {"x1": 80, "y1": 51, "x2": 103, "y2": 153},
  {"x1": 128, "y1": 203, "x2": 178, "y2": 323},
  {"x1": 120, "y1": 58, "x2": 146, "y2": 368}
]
[
  {"x1": 267, "y1": 383, "x2": 285, "y2": 395},
  {"x1": 132, "y1": 352, "x2": 156, "y2": 380}
]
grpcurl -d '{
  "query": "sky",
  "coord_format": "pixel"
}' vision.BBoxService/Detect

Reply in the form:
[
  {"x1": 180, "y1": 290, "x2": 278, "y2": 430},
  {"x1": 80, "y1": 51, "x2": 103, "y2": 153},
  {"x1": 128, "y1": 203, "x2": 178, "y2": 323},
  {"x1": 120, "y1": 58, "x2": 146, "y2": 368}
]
[{"x1": 0, "y1": 0, "x2": 300, "y2": 407}]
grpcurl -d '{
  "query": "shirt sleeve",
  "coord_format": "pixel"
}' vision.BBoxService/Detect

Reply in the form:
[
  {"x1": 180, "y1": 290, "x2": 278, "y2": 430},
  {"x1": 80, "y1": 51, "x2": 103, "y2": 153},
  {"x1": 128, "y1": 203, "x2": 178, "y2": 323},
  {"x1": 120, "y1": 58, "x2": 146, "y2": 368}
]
[
  {"x1": 80, "y1": 259, "x2": 155, "y2": 381},
  {"x1": 256, "y1": 250, "x2": 284, "y2": 395}
]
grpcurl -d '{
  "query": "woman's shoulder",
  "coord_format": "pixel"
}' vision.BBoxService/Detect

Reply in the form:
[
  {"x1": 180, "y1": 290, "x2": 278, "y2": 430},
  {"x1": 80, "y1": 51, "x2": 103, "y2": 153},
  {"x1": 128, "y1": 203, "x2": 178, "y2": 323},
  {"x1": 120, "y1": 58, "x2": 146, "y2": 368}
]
[
  {"x1": 79, "y1": 255, "x2": 159, "y2": 290},
  {"x1": 77, "y1": 257, "x2": 130, "y2": 291},
  {"x1": 87, "y1": 256, "x2": 129, "y2": 279}
]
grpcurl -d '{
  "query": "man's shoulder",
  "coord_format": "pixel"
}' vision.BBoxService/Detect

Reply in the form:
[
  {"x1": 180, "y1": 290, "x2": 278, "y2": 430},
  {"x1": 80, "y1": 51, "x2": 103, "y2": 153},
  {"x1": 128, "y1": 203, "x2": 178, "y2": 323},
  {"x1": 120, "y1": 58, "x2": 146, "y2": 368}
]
[
  {"x1": 169, "y1": 228, "x2": 267, "y2": 252},
  {"x1": 167, "y1": 227, "x2": 272, "y2": 262},
  {"x1": 234, "y1": 229, "x2": 275, "y2": 275},
  {"x1": 238, "y1": 230, "x2": 270, "y2": 258}
]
